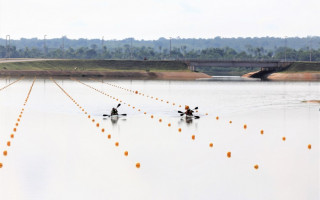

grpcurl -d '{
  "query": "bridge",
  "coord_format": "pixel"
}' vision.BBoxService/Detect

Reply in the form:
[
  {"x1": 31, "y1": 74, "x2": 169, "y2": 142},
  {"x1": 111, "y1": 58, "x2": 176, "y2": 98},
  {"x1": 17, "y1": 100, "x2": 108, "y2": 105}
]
[{"x1": 184, "y1": 60, "x2": 293, "y2": 72}]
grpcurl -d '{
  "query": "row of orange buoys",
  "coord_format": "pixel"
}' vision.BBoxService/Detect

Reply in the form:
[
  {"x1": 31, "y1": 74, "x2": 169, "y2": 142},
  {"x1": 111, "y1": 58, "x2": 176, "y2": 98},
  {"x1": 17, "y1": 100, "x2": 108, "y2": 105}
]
[
  {"x1": 0, "y1": 77, "x2": 36, "y2": 169},
  {"x1": 73, "y1": 78, "x2": 184, "y2": 134},
  {"x1": 51, "y1": 78, "x2": 140, "y2": 169},
  {"x1": 90, "y1": 78, "x2": 207, "y2": 115},
  {"x1": 0, "y1": 76, "x2": 24, "y2": 92}
]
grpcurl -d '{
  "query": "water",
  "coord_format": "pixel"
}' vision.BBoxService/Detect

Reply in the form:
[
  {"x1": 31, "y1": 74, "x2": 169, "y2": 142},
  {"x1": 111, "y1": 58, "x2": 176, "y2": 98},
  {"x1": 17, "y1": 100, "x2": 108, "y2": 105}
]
[{"x1": 0, "y1": 77, "x2": 319, "y2": 200}]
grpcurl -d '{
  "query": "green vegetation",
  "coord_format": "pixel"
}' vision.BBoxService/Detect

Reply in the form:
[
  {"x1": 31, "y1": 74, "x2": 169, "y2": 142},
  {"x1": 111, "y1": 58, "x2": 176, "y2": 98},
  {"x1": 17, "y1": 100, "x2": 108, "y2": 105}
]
[
  {"x1": 0, "y1": 37, "x2": 320, "y2": 61},
  {"x1": 0, "y1": 60, "x2": 189, "y2": 72},
  {"x1": 281, "y1": 62, "x2": 320, "y2": 73},
  {"x1": 1, "y1": 36, "x2": 320, "y2": 52}
]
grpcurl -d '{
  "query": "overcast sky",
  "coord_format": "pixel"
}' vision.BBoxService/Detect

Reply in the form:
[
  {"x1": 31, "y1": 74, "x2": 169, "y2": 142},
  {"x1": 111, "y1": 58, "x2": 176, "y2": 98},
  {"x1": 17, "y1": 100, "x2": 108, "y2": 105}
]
[{"x1": 0, "y1": 0, "x2": 319, "y2": 39}]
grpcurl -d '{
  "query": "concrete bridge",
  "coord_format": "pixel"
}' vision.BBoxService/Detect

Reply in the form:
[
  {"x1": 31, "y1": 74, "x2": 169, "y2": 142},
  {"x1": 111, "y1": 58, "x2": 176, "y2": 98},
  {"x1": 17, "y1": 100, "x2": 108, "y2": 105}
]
[{"x1": 184, "y1": 60, "x2": 293, "y2": 72}]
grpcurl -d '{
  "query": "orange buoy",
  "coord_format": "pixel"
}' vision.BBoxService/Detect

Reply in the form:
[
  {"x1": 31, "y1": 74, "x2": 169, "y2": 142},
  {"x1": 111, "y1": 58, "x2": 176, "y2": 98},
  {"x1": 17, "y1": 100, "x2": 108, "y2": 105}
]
[
  {"x1": 92, "y1": 119, "x2": 95, "y2": 122},
  {"x1": 178, "y1": 128, "x2": 182, "y2": 132},
  {"x1": 216, "y1": 116, "x2": 219, "y2": 120},
  {"x1": 88, "y1": 115, "x2": 91, "y2": 118},
  {"x1": 101, "y1": 128, "x2": 105, "y2": 132},
  {"x1": 115, "y1": 142, "x2": 119, "y2": 147},
  {"x1": 15, "y1": 123, "x2": 19, "y2": 126},
  {"x1": 179, "y1": 105, "x2": 181, "y2": 107},
  {"x1": 124, "y1": 151, "x2": 128, "y2": 156},
  {"x1": 168, "y1": 123, "x2": 171, "y2": 127},
  {"x1": 308, "y1": 144, "x2": 311, "y2": 149},
  {"x1": 227, "y1": 152, "x2": 231, "y2": 158},
  {"x1": 205, "y1": 113, "x2": 208, "y2": 115},
  {"x1": 151, "y1": 115, "x2": 154, "y2": 119},
  {"x1": 229, "y1": 121, "x2": 232, "y2": 124},
  {"x1": 96, "y1": 123, "x2": 99, "y2": 127},
  {"x1": 135, "y1": 91, "x2": 138, "y2": 94},
  {"x1": 17, "y1": 118, "x2": 20, "y2": 122},
  {"x1": 108, "y1": 134, "x2": 111, "y2": 139},
  {"x1": 192, "y1": 135, "x2": 195, "y2": 140},
  {"x1": 13, "y1": 128, "x2": 17, "y2": 132},
  {"x1": 136, "y1": 162, "x2": 140, "y2": 168},
  {"x1": 244, "y1": 124, "x2": 247, "y2": 129},
  {"x1": 209, "y1": 143, "x2": 213, "y2": 147},
  {"x1": 7, "y1": 141, "x2": 10, "y2": 147},
  {"x1": 260, "y1": 130, "x2": 264, "y2": 135},
  {"x1": 138, "y1": 109, "x2": 141, "y2": 111},
  {"x1": 282, "y1": 137, "x2": 286, "y2": 141},
  {"x1": 3, "y1": 151, "x2": 7, "y2": 156},
  {"x1": 132, "y1": 107, "x2": 135, "y2": 109},
  {"x1": 254, "y1": 164, "x2": 259, "y2": 170},
  {"x1": 0, "y1": 163, "x2": 2, "y2": 168},
  {"x1": 11, "y1": 134, "x2": 14, "y2": 138},
  {"x1": 159, "y1": 119, "x2": 162, "y2": 122},
  {"x1": 144, "y1": 112, "x2": 147, "y2": 114}
]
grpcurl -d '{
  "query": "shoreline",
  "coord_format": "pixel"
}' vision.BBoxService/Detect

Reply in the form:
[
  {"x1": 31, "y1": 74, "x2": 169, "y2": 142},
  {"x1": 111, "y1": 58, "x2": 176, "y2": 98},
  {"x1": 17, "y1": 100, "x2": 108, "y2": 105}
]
[
  {"x1": 0, "y1": 70, "x2": 211, "y2": 80},
  {"x1": 265, "y1": 72, "x2": 320, "y2": 81}
]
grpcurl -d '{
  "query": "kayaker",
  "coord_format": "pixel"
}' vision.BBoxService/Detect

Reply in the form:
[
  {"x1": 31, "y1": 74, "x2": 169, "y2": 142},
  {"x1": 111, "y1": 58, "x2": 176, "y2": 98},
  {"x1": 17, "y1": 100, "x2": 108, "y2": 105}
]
[
  {"x1": 185, "y1": 105, "x2": 194, "y2": 116},
  {"x1": 111, "y1": 107, "x2": 118, "y2": 116}
]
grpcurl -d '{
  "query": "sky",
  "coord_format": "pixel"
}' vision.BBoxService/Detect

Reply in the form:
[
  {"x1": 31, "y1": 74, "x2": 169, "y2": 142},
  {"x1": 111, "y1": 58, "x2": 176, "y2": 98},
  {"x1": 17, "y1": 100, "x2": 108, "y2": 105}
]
[{"x1": 0, "y1": 0, "x2": 319, "y2": 40}]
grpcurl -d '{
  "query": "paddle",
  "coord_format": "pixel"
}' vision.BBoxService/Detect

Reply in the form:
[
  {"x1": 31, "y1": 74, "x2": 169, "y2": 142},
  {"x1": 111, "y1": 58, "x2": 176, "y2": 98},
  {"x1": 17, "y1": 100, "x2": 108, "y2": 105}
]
[
  {"x1": 180, "y1": 113, "x2": 200, "y2": 119},
  {"x1": 103, "y1": 113, "x2": 127, "y2": 117}
]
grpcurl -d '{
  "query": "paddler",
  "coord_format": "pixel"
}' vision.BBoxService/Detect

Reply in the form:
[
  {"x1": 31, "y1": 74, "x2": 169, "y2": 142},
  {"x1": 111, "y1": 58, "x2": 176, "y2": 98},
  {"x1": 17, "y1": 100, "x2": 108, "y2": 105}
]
[
  {"x1": 111, "y1": 107, "x2": 118, "y2": 116},
  {"x1": 185, "y1": 105, "x2": 194, "y2": 116}
]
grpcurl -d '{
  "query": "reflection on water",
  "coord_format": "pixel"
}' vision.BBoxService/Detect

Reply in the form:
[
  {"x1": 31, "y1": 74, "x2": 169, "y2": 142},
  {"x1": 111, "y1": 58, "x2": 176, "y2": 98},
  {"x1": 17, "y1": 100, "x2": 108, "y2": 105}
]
[
  {"x1": 0, "y1": 78, "x2": 319, "y2": 200},
  {"x1": 199, "y1": 76, "x2": 261, "y2": 81}
]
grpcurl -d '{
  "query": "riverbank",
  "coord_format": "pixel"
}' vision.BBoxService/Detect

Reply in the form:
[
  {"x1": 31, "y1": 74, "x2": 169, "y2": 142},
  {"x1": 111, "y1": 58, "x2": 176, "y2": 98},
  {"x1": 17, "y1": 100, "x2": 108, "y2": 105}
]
[
  {"x1": 0, "y1": 59, "x2": 211, "y2": 80},
  {"x1": 243, "y1": 62, "x2": 320, "y2": 81}
]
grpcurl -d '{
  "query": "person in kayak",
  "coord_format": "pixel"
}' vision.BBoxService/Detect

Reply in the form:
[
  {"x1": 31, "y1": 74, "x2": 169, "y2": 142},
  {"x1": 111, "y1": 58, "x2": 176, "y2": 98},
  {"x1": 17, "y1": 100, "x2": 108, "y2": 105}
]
[
  {"x1": 185, "y1": 105, "x2": 194, "y2": 116},
  {"x1": 111, "y1": 107, "x2": 119, "y2": 116}
]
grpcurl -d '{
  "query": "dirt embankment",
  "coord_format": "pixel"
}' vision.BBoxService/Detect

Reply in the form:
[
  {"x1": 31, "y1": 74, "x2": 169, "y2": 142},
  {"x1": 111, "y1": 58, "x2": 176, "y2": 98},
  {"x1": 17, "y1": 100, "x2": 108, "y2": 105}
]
[
  {"x1": 0, "y1": 70, "x2": 211, "y2": 80},
  {"x1": 266, "y1": 72, "x2": 320, "y2": 81},
  {"x1": 0, "y1": 59, "x2": 211, "y2": 80},
  {"x1": 243, "y1": 62, "x2": 320, "y2": 81}
]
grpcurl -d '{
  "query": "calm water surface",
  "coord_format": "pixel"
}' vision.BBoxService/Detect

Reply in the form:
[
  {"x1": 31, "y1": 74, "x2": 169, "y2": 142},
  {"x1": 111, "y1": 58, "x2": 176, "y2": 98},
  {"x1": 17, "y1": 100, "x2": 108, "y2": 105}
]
[{"x1": 0, "y1": 77, "x2": 319, "y2": 200}]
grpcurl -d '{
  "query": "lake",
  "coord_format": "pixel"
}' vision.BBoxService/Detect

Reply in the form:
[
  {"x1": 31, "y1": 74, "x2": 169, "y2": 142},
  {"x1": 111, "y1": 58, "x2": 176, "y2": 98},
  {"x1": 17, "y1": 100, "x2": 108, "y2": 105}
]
[{"x1": 0, "y1": 77, "x2": 319, "y2": 200}]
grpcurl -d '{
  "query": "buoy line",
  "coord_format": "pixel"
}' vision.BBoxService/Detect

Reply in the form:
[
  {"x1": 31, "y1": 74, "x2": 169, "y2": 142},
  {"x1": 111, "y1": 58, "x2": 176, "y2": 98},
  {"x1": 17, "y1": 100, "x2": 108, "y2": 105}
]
[
  {"x1": 89, "y1": 78, "x2": 206, "y2": 115},
  {"x1": 0, "y1": 77, "x2": 36, "y2": 169},
  {"x1": 51, "y1": 78, "x2": 140, "y2": 169},
  {"x1": 0, "y1": 76, "x2": 24, "y2": 92},
  {"x1": 72, "y1": 78, "x2": 184, "y2": 134}
]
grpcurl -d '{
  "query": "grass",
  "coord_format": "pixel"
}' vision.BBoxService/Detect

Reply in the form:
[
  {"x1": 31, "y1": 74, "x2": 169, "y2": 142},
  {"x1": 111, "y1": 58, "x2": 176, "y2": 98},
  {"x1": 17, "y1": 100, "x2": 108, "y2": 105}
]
[
  {"x1": 282, "y1": 62, "x2": 320, "y2": 73},
  {"x1": 0, "y1": 60, "x2": 189, "y2": 72}
]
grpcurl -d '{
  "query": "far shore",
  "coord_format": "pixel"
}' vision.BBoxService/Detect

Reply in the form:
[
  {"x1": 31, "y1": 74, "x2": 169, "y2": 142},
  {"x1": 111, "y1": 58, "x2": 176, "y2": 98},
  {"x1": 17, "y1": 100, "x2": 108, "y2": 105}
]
[
  {"x1": 0, "y1": 70, "x2": 211, "y2": 80},
  {"x1": 266, "y1": 72, "x2": 320, "y2": 81},
  {"x1": 242, "y1": 62, "x2": 320, "y2": 81},
  {"x1": 0, "y1": 59, "x2": 212, "y2": 80}
]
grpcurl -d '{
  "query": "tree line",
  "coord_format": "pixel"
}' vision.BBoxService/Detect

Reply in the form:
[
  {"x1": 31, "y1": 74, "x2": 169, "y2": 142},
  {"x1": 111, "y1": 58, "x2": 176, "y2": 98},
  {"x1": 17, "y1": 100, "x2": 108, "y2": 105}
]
[
  {"x1": 0, "y1": 44, "x2": 320, "y2": 61},
  {"x1": 1, "y1": 36, "x2": 320, "y2": 52}
]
